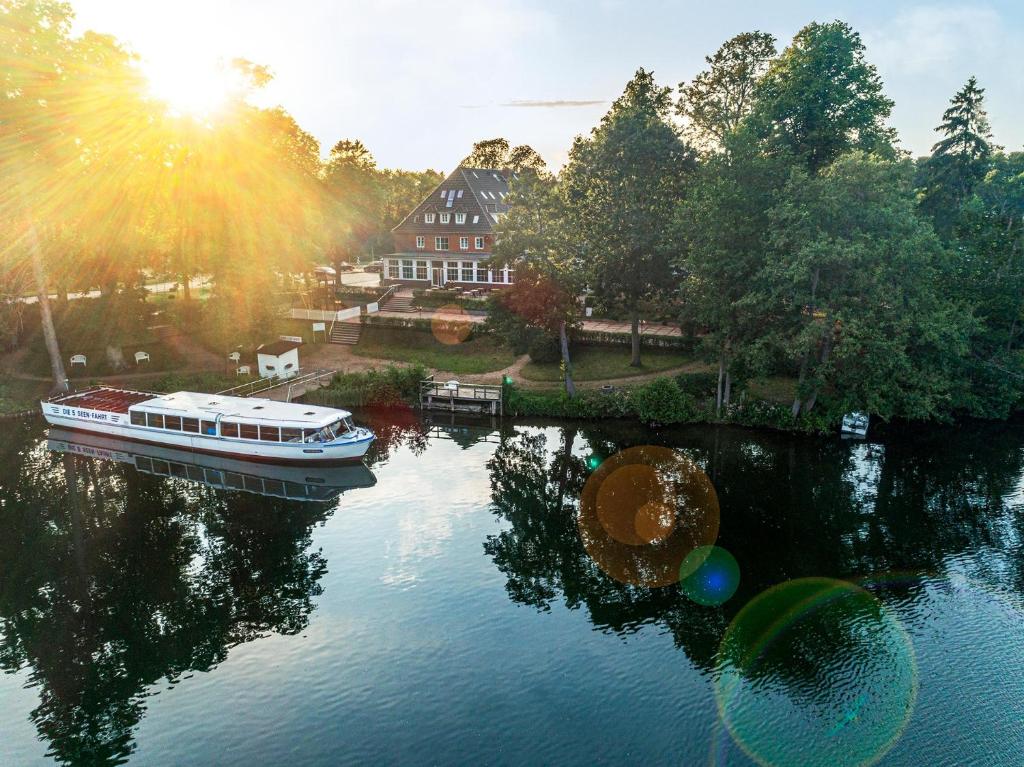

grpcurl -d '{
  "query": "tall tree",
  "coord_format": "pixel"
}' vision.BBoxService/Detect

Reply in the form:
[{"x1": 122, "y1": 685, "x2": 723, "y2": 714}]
[
  {"x1": 675, "y1": 145, "x2": 790, "y2": 413},
  {"x1": 751, "y1": 21, "x2": 896, "y2": 173},
  {"x1": 944, "y1": 152, "x2": 1024, "y2": 417},
  {"x1": 563, "y1": 69, "x2": 694, "y2": 366},
  {"x1": 677, "y1": 31, "x2": 777, "y2": 153},
  {"x1": 323, "y1": 138, "x2": 384, "y2": 270},
  {"x1": 768, "y1": 153, "x2": 970, "y2": 420},
  {"x1": 492, "y1": 172, "x2": 582, "y2": 396},
  {"x1": 462, "y1": 137, "x2": 547, "y2": 174},
  {"x1": 919, "y1": 77, "x2": 997, "y2": 228}
]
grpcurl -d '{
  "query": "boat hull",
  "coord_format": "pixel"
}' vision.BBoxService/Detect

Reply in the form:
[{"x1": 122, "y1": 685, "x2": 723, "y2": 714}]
[{"x1": 41, "y1": 408, "x2": 373, "y2": 465}]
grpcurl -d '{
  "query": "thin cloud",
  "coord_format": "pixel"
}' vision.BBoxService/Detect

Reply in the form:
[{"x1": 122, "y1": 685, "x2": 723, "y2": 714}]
[{"x1": 501, "y1": 98, "x2": 605, "y2": 108}]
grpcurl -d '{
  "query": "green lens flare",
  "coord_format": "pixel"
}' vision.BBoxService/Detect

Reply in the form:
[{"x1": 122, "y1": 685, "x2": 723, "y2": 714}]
[
  {"x1": 680, "y1": 545, "x2": 739, "y2": 606},
  {"x1": 715, "y1": 578, "x2": 917, "y2": 767}
]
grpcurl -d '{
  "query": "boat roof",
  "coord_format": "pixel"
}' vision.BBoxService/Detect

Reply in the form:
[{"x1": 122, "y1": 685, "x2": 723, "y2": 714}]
[{"x1": 134, "y1": 391, "x2": 350, "y2": 427}]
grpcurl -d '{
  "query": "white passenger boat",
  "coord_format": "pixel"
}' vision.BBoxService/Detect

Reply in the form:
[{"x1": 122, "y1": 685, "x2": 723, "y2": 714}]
[
  {"x1": 41, "y1": 386, "x2": 374, "y2": 464},
  {"x1": 47, "y1": 428, "x2": 376, "y2": 502}
]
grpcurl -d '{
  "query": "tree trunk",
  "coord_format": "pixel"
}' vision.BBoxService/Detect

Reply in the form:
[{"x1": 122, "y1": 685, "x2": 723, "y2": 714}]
[
  {"x1": 182, "y1": 273, "x2": 192, "y2": 301},
  {"x1": 803, "y1": 332, "x2": 833, "y2": 415},
  {"x1": 29, "y1": 229, "x2": 68, "y2": 394},
  {"x1": 559, "y1": 320, "x2": 576, "y2": 399},
  {"x1": 724, "y1": 371, "x2": 732, "y2": 409},
  {"x1": 716, "y1": 351, "x2": 725, "y2": 417},
  {"x1": 630, "y1": 310, "x2": 641, "y2": 367},
  {"x1": 791, "y1": 350, "x2": 809, "y2": 418}
]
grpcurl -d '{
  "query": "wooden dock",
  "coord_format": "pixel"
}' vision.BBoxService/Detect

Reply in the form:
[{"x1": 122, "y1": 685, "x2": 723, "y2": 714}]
[{"x1": 419, "y1": 377, "x2": 502, "y2": 416}]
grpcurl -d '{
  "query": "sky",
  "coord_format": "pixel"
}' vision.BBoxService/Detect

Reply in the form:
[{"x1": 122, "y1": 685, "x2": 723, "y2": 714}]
[{"x1": 71, "y1": 0, "x2": 1024, "y2": 173}]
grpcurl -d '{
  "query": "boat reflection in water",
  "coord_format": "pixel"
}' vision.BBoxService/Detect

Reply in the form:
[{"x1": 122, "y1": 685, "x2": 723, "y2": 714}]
[{"x1": 47, "y1": 428, "x2": 376, "y2": 503}]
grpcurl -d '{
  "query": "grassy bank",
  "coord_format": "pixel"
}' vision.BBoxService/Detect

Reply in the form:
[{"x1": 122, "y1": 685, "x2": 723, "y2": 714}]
[
  {"x1": 520, "y1": 346, "x2": 704, "y2": 382},
  {"x1": 352, "y1": 327, "x2": 514, "y2": 374},
  {"x1": 0, "y1": 378, "x2": 50, "y2": 415}
]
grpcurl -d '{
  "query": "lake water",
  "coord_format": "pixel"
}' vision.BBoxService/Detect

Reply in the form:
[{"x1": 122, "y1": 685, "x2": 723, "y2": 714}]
[{"x1": 1, "y1": 411, "x2": 1023, "y2": 766}]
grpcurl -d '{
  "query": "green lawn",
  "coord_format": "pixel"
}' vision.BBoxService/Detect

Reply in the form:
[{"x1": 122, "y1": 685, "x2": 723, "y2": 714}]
[
  {"x1": 520, "y1": 345, "x2": 700, "y2": 382},
  {"x1": 20, "y1": 338, "x2": 185, "y2": 380},
  {"x1": 352, "y1": 327, "x2": 515, "y2": 374}
]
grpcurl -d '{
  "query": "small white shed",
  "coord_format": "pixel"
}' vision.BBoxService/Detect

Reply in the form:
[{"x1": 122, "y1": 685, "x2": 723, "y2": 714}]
[{"x1": 256, "y1": 339, "x2": 302, "y2": 380}]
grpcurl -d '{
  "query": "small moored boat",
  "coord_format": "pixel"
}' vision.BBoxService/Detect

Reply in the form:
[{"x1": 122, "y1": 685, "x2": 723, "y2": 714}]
[
  {"x1": 41, "y1": 386, "x2": 374, "y2": 464},
  {"x1": 840, "y1": 411, "x2": 870, "y2": 438}
]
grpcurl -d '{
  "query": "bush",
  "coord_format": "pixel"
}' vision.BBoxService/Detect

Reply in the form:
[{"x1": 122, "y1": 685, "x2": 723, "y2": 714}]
[
  {"x1": 629, "y1": 377, "x2": 696, "y2": 425},
  {"x1": 527, "y1": 334, "x2": 561, "y2": 364},
  {"x1": 504, "y1": 387, "x2": 633, "y2": 419},
  {"x1": 303, "y1": 365, "x2": 428, "y2": 408},
  {"x1": 675, "y1": 370, "x2": 719, "y2": 399}
]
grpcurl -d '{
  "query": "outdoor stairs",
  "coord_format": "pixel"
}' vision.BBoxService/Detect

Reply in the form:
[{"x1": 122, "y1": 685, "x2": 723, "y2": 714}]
[
  {"x1": 330, "y1": 320, "x2": 361, "y2": 345},
  {"x1": 383, "y1": 293, "x2": 415, "y2": 313}
]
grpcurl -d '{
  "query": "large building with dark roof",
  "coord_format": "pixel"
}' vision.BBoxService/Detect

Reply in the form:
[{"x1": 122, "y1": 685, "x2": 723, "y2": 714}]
[{"x1": 385, "y1": 166, "x2": 516, "y2": 288}]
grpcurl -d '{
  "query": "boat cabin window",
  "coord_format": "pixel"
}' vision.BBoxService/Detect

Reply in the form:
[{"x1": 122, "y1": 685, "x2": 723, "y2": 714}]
[
  {"x1": 239, "y1": 423, "x2": 259, "y2": 440},
  {"x1": 146, "y1": 413, "x2": 164, "y2": 429},
  {"x1": 182, "y1": 417, "x2": 199, "y2": 433},
  {"x1": 260, "y1": 425, "x2": 280, "y2": 442},
  {"x1": 281, "y1": 427, "x2": 302, "y2": 442},
  {"x1": 201, "y1": 420, "x2": 217, "y2": 435},
  {"x1": 130, "y1": 411, "x2": 146, "y2": 426},
  {"x1": 165, "y1": 415, "x2": 182, "y2": 431},
  {"x1": 221, "y1": 422, "x2": 240, "y2": 438},
  {"x1": 303, "y1": 419, "x2": 355, "y2": 443}
]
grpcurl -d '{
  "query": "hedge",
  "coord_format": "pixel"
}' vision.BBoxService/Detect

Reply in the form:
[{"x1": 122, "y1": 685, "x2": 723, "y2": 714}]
[
  {"x1": 302, "y1": 365, "x2": 428, "y2": 408},
  {"x1": 576, "y1": 328, "x2": 694, "y2": 351}
]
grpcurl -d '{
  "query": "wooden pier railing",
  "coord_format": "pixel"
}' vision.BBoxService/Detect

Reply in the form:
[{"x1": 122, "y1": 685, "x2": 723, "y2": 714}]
[{"x1": 419, "y1": 377, "x2": 502, "y2": 416}]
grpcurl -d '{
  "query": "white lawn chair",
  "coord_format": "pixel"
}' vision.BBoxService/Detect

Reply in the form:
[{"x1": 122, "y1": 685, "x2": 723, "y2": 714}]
[
  {"x1": 228, "y1": 351, "x2": 241, "y2": 363},
  {"x1": 237, "y1": 365, "x2": 251, "y2": 376},
  {"x1": 134, "y1": 351, "x2": 151, "y2": 365},
  {"x1": 70, "y1": 354, "x2": 87, "y2": 367}
]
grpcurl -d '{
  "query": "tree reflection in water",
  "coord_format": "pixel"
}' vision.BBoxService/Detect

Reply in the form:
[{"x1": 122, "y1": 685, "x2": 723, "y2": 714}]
[
  {"x1": 0, "y1": 422, "x2": 334, "y2": 765},
  {"x1": 484, "y1": 420, "x2": 1024, "y2": 762}
]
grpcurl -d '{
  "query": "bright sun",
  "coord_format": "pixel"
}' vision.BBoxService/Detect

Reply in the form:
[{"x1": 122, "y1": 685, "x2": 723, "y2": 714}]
[{"x1": 143, "y1": 57, "x2": 240, "y2": 116}]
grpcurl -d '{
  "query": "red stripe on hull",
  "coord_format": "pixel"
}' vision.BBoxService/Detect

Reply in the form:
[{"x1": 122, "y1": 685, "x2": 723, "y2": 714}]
[{"x1": 51, "y1": 423, "x2": 369, "y2": 466}]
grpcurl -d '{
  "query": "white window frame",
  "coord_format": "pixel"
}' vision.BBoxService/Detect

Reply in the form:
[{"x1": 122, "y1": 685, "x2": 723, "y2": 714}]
[
  {"x1": 446, "y1": 262, "x2": 459, "y2": 282},
  {"x1": 440, "y1": 213, "x2": 450, "y2": 224},
  {"x1": 424, "y1": 213, "x2": 436, "y2": 224},
  {"x1": 401, "y1": 259, "x2": 414, "y2": 280},
  {"x1": 455, "y1": 212, "x2": 466, "y2": 224},
  {"x1": 435, "y1": 236, "x2": 449, "y2": 251},
  {"x1": 459, "y1": 236, "x2": 469, "y2": 251},
  {"x1": 461, "y1": 261, "x2": 474, "y2": 282},
  {"x1": 415, "y1": 260, "x2": 428, "y2": 280},
  {"x1": 388, "y1": 260, "x2": 400, "y2": 279},
  {"x1": 415, "y1": 236, "x2": 425, "y2": 249},
  {"x1": 475, "y1": 236, "x2": 485, "y2": 250}
]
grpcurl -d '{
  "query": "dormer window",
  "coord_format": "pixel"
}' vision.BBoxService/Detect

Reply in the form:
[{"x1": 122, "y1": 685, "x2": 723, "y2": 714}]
[
  {"x1": 440, "y1": 213, "x2": 451, "y2": 224},
  {"x1": 425, "y1": 213, "x2": 436, "y2": 224},
  {"x1": 455, "y1": 213, "x2": 466, "y2": 224}
]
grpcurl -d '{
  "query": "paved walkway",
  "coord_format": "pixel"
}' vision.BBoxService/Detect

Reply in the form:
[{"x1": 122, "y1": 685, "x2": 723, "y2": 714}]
[{"x1": 373, "y1": 306, "x2": 683, "y2": 337}]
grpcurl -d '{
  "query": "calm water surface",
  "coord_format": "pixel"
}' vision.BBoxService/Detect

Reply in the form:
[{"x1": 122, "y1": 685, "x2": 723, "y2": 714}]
[{"x1": 1, "y1": 411, "x2": 1023, "y2": 766}]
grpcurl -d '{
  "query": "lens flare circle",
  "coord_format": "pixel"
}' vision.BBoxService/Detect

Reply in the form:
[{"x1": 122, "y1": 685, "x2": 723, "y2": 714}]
[
  {"x1": 577, "y1": 445, "x2": 719, "y2": 587},
  {"x1": 715, "y1": 577, "x2": 917, "y2": 767},
  {"x1": 680, "y1": 545, "x2": 740, "y2": 606},
  {"x1": 431, "y1": 305, "x2": 473, "y2": 346}
]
